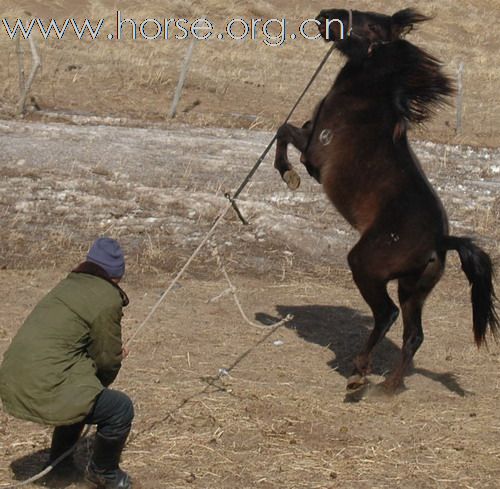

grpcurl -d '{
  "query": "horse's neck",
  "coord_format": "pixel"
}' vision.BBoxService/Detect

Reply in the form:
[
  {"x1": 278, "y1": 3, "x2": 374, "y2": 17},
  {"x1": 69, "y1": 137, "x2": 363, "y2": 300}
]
[
  {"x1": 333, "y1": 61, "x2": 363, "y2": 90},
  {"x1": 330, "y1": 58, "x2": 377, "y2": 101}
]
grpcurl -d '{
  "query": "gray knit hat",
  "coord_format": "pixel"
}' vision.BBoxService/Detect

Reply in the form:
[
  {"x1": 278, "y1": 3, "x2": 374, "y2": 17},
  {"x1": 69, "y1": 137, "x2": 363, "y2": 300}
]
[{"x1": 86, "y1": 237, "x2": 125, "y2": 278}]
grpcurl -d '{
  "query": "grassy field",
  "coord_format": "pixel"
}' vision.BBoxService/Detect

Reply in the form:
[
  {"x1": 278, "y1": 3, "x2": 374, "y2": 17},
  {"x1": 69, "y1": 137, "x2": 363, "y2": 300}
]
[{"x1": 0, "y1": 0, "x2": 499, "y2": 147}]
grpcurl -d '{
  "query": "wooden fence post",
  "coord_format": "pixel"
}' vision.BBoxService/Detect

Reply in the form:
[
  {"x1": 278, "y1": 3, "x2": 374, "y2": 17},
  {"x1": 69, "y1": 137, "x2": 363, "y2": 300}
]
[
  {"x1": 17, "y1": 37, "x2": 41, "y2": 115},
  {"x1": 169, "y1": 36, "x2": 196, "y2": 118}
]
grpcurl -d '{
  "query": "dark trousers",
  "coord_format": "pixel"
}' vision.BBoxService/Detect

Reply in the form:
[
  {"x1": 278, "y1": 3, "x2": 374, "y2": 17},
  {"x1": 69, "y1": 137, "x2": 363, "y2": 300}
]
[
  {"x1": 54, "y1": 389, "x2": 133, "y2": 440},
  {"x1": 50, "y1": 389, "x2": 134, "y2": 462},
  {"x1": 85, "y1": 389, "x2": 134, "y2": 438}
]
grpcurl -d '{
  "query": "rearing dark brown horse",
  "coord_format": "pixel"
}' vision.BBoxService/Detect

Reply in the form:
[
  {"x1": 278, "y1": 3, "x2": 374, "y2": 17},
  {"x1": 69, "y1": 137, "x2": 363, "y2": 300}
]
[{"x1": 274, "y1": 8, "x2": 498, "y2": 393}]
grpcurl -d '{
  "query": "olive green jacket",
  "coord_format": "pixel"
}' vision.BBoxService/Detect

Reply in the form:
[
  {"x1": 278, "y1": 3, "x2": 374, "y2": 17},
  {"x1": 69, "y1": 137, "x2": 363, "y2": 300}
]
[{"x1": 0, "y1": 269, "x2": 127, "y2": 426}]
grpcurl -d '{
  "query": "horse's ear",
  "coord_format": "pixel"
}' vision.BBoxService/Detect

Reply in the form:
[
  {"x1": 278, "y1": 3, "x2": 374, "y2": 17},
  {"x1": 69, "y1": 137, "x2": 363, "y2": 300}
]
[{"x1": 391, "y1": 9, "x2": 432, "y2": 39}]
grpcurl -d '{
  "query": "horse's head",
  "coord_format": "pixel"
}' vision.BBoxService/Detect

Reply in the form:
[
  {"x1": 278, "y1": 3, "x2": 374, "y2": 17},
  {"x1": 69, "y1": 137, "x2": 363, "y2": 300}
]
[{"x1": 316, "y1": 8, "x2": 431, "y2": 58}]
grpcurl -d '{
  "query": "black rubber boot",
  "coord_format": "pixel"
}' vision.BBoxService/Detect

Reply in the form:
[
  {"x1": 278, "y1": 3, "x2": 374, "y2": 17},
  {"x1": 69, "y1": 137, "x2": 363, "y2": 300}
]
[
  {"x1": 49, "y1": 422, "x2": 85, "y2": 467},
  {"x1": 85, "y1": 432, "x2": 132, "y2": 489}
]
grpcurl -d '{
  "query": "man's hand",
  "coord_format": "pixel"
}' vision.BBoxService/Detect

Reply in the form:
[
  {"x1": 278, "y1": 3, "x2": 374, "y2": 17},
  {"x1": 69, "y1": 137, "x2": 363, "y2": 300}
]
[{"x1": 121, "y1": 345, "x2": 130, "y2": 359}]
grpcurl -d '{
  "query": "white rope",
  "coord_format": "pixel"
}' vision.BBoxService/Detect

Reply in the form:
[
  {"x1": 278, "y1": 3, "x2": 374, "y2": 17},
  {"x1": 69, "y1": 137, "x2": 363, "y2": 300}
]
[
  {"x1": 212, "y1": 245, "x2": 293, "y2": 330},
  {"x1": 125, "y1": 43, "x2": 336, "y2": 347},
  {"x1": 125, "y1": 200, "x2": 234, "y2": 347}
]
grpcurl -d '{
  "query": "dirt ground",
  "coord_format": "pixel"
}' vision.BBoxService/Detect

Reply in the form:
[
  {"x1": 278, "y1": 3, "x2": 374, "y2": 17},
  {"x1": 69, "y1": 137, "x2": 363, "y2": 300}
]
[
  {"x1": 0, "y1": 118, "x2": 499, "y2": 488},
  {"x1": 1, "y1": 270, "x2": 500, "y2": 489}
]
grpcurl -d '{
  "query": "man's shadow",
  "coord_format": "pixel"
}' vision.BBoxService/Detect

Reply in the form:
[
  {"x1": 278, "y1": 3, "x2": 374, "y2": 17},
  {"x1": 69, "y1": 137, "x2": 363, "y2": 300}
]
[
  {"x1": 8, "y1": 438, "x2": 91, "y2": 488},
  {"x1": 256, "y1": 304, "x2": 469, "y2": 398}
]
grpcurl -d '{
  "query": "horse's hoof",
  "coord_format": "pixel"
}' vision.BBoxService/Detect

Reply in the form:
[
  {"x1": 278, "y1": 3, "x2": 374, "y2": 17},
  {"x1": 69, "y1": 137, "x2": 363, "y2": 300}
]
[
  {"x1": 283, "y1": 170, "x2": 301, "y2": 190},
  {"x1": 346, "y1": 374, "x2": 368, "y2": 391}
]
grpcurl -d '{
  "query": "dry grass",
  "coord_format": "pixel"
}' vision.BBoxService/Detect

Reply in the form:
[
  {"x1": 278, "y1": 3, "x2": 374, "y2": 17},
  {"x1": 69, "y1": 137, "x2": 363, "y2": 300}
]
[{"x1": 0, "y1": 0, "x2": 499, "y2": 146}]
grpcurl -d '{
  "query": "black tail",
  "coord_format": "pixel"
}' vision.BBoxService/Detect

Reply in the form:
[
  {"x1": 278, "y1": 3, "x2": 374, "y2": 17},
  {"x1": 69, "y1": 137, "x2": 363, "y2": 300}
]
[{"x1": 443, "y1": 236, "x2": 499, "y2": 346}]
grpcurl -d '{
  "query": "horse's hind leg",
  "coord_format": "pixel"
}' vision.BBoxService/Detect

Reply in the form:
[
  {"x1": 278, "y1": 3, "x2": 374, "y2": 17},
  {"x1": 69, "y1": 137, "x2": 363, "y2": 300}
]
[
  {"x1": 274, "y1": 122, "x2": 311, "y2": 190},
  {"x1": 346, "y1": 246, "x2": 400, "y2": 390},
  {"x1": 381, "y1": 256, "x2": 444, "y2": 393}
]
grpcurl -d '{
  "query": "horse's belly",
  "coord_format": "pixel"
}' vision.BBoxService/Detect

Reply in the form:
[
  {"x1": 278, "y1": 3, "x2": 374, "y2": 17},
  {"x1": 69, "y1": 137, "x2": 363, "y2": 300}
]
[
  {"x1": 320, "y1": 162, "x2": 382, "y2": 233},
  {"x1": 327, "y1": 192, "x2": 379, "y2": 233}
]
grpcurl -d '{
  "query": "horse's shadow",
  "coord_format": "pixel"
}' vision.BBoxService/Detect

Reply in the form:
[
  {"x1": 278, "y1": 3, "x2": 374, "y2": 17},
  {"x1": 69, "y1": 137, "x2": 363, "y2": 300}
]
[
  {"x1": 256, "y1": 304, "x2": 470, "y2": 398},
  {"x1": 8, "y1": 439, "x2": 91, "y2": 488}
]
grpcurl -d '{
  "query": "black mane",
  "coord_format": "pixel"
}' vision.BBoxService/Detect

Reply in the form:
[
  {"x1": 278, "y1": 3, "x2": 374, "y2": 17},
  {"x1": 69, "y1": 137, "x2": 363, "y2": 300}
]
[
  {"x1": 370, "y1": 40, "x2": 455, "y2": 125},
  {"x1": 391, "y1": 8, "x2": 432, "y2": 37}
]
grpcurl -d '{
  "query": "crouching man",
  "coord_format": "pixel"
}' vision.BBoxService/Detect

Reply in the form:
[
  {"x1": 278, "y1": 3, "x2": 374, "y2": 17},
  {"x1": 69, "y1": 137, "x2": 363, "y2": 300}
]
[{"x1": 0, "y1": 237, "x2": 134, "y2": 489}]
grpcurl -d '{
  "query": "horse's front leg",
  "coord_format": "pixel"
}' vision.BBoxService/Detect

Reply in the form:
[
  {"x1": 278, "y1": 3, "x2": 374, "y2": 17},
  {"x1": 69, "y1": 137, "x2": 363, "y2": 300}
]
[{"x1": 274, "y1": 122, "x2": 311, "y2": 190}]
